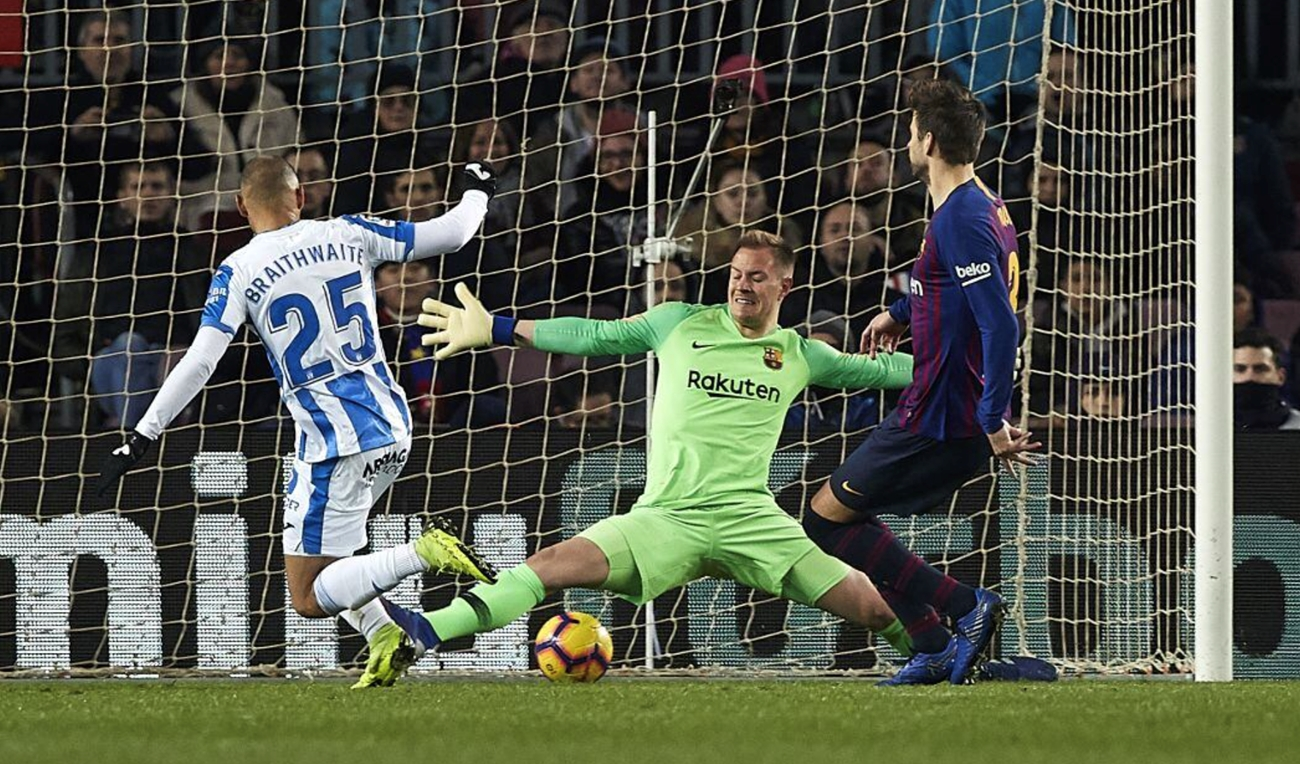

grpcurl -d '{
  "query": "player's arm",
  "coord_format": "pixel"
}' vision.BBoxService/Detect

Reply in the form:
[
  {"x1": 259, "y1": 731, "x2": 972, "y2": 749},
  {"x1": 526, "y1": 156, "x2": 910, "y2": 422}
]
[
  {"x1": 95, "y1": 325, "x2": 233, "y2": 497},
  {"x1": 416, "y1": 283, "x2": 695, "y2": 360},
  {"x1": 347, "y1": 163, "x2": 496, "y2": 264},
  {"x1": 97, "y1": 264, "x2": 246, "y2": 498},
  {"x1": 804, "y1": 338, "x2": 915, "y2": 390},
  {"x1": 946, "y1": 220, "x2": 1040, "y2": 467}
]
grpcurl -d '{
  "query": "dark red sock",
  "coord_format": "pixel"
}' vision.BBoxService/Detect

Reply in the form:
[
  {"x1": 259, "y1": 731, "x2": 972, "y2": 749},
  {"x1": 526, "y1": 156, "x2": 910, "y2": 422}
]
[
  {"x1": 882, "y1": 588, "x2": 950, "y2": 654},
  {"x1": 803, "y1": 511, "x2": 977, "y2": 618}
]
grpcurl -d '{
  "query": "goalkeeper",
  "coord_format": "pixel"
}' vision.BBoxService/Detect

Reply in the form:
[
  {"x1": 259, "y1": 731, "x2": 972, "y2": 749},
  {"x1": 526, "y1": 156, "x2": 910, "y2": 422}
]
[{"x1": 374, "y1": 231, "x2": 916, "y2": 677}]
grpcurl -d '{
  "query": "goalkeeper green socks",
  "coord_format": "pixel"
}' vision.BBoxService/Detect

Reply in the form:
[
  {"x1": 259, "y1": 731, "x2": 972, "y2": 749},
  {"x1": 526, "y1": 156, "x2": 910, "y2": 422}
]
[
  {"x1": 425, "y1": 564, "x2": 546, "y2": 641},
  {"x1": 879, "y1": 618, "x2": 914, "y2": 658}
]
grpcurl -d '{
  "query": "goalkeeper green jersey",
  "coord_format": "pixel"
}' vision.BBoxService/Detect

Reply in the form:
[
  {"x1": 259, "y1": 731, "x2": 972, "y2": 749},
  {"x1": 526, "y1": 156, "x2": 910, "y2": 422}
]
[{"x1": 531, "y1": 303, "x2": 914, "y2": 510}]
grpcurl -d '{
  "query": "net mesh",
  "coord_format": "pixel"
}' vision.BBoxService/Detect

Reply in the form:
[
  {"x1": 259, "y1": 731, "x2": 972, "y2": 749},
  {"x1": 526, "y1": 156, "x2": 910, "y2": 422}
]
[{"x1": 0, "y1": 0, "x2": 1193, "y2": 676}]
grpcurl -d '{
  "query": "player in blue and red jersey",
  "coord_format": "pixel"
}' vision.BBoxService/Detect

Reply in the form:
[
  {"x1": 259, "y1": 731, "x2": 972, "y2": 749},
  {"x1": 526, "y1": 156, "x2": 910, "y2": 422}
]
[{"x1": 802, "y1": 79, "x2": 1041, "y2": 685}]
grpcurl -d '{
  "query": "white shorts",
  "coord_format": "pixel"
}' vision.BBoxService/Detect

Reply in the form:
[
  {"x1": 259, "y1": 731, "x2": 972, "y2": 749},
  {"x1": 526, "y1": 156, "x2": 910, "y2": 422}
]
[{"x1": 282, "y1": 437, "x2": 411, "y2": 557}]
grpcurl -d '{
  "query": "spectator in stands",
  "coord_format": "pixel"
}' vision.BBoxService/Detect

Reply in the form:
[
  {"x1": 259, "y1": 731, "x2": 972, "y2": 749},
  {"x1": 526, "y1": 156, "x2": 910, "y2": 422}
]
[
  {"x1": 54, "y1": 162, "x2": 208, "y2": 428},
  {"x1": 375, "y1": 261, "x2": 502, "y2": 426},
  {"x1": 1074, "y1": 352, "x2": 1127, "y2": 420},
  {"x1": 654, "y1": 258, "x2": 689, "y2": 304},
  {"x1": 458, "y1": 3, "x2": 570, "y2": 141},
  {"x1": 171, "y1": 36, "x2": 300, "y2": 230},
  {"x1": 550, "y1": 368, "x2": 619, "y2": 430},
  {"x1": 678, "y1": 55, "x2": 816, "y2": 216},
  {"x1": 927, "y1": 0, "x2": 1075, "y2": 114},
  {"x1": 1042, "y1": 48, "x2": 1082, "y2": 126},
  {"x1": 1029, "y1": 257, "x2": 1132, "y2": 418},
  {"x1": 1234, "y1": 328, "x2": 1300, "y2": 430},
  {"x1": 1009, "y1": 151, "x2": 1074, "y2": 280},
  {"x1": 381, "y1": 166, "x2": 445, "y2": 223},
  {"x1": 445, "y1": 117, "x2": 529, "y2": 311},
  {"x1": 676, "y1": 163, "x2": 805, "y2": 304},
  {"x1": 859, "y1": 55, "x2": 957, "y2": 155},
  {"x1": 1001, "y1": 48, "x2": 1093, "y2": 214},
  {"x1": 784, "y1": 310, "x2": 882, "y2": 432},
  {"x1": 375, "y1": 259, "x2": 438, "y2": 422},
  {"x1": 526, "y1": 38, "x2": 640, "y2": 221},
  {"x1": 287, "y1": 145, "x2": 335, "y2": 219},
  {"x1": 556, "y1": 108, "x2": 664, "y2": 314},
  {"x1": 299, "y1": 0, "x2": 448, "y2": 132},
  {"x1": 396, "y1": 154, "x2": 518, "y2": 342},
  {"x1": 450, "y1": 115, "x2": 528, "y2": 254},
  {"x1": 1234, "y1": 114, "x2": 1298, "y2": 297},
  {"x1": 26, "y1": 9, "x2": 211, "y2": 229},
  {"x1": 334, "y1": 65, "x2": 439, "y2": 215},
  {"x1": 1234, "y1": 282, "x2": 1260, "y2": 333},
  {"x1": 782, "y1": 201, "x2": 897, "y2": 336},
  {"x1": 834, "y1": 135, "x2": 926, "y2": 265}
]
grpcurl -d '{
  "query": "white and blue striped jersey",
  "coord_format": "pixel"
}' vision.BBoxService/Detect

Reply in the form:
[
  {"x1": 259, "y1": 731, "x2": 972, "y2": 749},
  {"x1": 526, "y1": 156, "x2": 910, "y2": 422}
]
[{"x1": 201, "y1": 215, "x2": 420, "y2": 463}]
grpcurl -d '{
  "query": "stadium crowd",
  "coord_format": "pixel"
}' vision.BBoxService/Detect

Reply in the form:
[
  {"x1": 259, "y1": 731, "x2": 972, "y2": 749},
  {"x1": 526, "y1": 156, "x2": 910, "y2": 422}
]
[{"x1": 1, "y1": 0, "x2": 1298, "y2": 434}]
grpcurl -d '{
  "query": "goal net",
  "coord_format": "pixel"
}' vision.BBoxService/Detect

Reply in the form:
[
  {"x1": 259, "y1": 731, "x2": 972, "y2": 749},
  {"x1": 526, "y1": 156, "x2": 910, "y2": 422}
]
[{"x1": 0, "y1": 0, "x2": 1211, "y2": 677}]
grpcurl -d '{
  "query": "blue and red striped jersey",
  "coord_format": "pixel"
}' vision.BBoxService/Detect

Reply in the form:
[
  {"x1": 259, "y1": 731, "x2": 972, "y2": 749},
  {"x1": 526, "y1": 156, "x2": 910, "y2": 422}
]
[{"x1": 887, "y1": 177, "x2": 1020, "y2": 440}]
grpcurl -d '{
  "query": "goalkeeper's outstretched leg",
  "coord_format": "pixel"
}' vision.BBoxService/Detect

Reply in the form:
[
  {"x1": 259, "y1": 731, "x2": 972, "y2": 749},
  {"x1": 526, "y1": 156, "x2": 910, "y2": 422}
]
[{"x1": 375, "y1": 512, "x2": 904, "y2": 675}]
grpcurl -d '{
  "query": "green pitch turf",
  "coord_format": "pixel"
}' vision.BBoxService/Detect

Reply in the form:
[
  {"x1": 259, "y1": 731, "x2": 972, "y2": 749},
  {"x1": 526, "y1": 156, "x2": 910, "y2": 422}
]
[{"x1": 2, "y1": 679, "x2": 1298, "y2": 764}]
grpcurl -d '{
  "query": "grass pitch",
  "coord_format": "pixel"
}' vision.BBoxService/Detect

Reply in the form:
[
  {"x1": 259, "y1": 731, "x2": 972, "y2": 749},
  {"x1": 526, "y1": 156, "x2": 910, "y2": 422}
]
[{"x1": 2, "y1": 678, "x2": 1297, "y2": 764}]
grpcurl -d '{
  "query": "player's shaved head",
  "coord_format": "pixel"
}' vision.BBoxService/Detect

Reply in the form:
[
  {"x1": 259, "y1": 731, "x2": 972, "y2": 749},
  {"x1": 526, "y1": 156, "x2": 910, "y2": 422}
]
[
  {"x1": 240, "y1": 155, "x2": 300, "y2": 208},
  {"x1": 236, "y1": 155, "x2": 306, "y2": 232}
]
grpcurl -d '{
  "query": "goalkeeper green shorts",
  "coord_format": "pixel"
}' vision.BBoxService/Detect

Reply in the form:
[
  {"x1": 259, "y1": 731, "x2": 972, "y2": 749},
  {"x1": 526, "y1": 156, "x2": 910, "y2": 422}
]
[{"x1": 577, "y1": 503, "x2": 850, "y2": 607}]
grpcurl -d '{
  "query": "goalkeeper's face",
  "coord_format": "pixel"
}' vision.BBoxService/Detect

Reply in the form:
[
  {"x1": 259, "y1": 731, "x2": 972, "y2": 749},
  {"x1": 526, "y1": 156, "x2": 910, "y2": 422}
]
[{"x1": 728, "y1": 246, "x2": 792, "y2": 328}]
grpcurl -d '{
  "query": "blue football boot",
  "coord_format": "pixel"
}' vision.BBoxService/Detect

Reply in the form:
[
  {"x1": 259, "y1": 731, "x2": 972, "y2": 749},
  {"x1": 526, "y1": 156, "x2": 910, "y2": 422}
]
[
  {"x1": 877, "y1": 638, "x2": 957, "y2": 686},
  {"x1": 950, "y1": 588, "x2": 1006, "y2": 684}
]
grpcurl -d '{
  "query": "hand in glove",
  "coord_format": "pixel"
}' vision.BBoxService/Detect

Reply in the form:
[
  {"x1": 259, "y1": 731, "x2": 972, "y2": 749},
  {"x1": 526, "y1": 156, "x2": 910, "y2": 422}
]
[
  {"x1": 419, "y1": 282, "x2": 497, "y2": 360},
  {"x1": 96, "y1": 431, "x2": 155, "y2": 497},
  {"x1": 461, "y1": 161, "x2": 498, "y2": 200}
]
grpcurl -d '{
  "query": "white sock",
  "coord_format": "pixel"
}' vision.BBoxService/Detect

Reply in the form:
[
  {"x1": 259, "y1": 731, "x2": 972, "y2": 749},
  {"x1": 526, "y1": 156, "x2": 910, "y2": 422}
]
[
  {"x1": 312, "y1": 542, "x2": 425, "y2": 615},
  {"x1": 339, "y1": 598, "x2": 393, "y2": 643}
]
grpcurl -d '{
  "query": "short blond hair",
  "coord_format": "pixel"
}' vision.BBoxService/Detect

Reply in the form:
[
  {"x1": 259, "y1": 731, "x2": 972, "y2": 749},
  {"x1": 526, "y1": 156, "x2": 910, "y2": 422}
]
[
  {"x1": 239, "y1": 155, "x2": 299, "y2": 207},
  {"x1": 736, "y1": 229, "x2": 795, "y2": 271}
]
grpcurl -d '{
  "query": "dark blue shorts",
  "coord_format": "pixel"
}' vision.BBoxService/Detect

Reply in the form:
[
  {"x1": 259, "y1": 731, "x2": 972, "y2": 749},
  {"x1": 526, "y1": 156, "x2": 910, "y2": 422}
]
[{"x1": 828, "y1": 409, "x2": 992, "y2": 517}]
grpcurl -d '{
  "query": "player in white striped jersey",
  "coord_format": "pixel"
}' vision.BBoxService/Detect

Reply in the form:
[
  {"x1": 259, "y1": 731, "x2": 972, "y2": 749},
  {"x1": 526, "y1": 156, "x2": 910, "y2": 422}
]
[{"x1": 97, "y1": 155, "x2": 500, "y2": 687}]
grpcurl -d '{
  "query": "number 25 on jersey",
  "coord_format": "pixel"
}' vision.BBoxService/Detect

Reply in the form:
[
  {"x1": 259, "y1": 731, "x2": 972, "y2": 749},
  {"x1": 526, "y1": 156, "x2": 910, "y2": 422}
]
[{"x1": 267, "y1": 271, "x2": 376, "y2": 388}]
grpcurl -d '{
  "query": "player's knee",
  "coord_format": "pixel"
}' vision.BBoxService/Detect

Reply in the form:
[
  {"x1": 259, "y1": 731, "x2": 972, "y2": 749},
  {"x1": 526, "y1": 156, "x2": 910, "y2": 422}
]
[
  {"x1": 803, "y1": 500, "x2": 853, "y2": 553},
  {"x1": 525, "y1": 538, "x2": 608, "y2": 593},
  {"x1": 290, "y1": 598, "x2": 329, "y2": 618},
  {"x1": 810, "y1": 482, "x2": 859, "y2": 524},
  {"x1": 287, "y1": 585, "x2": 329, "y2": 618},
  {"x1": 524, "y1": 544, "x2": 568, "y2": 592},
  {"x1": 846, "y1": 570, "x2": 894, "y2": 631}
]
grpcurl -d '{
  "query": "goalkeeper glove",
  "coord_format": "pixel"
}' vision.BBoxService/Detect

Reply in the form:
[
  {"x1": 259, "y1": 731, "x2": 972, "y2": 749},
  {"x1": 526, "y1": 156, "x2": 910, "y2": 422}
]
[
  {"x1": 96, "y1": 431, "x2": 154, "y2": 497},
  {"x1": 461, "y1": 161, "x2": 498, "y2": 200},
  {"x1": 419, "y1": 282, "x2": 515, "y2": 360}
]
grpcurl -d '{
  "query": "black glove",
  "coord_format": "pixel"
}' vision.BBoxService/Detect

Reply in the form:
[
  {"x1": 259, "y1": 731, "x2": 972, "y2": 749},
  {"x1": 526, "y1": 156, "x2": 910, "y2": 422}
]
[
  {"x1": 461, "y1": 161, "x2": 498, "y2": 200},
  {"x1": 96, "y1": 431, "x2": 154, "y2": 497}
]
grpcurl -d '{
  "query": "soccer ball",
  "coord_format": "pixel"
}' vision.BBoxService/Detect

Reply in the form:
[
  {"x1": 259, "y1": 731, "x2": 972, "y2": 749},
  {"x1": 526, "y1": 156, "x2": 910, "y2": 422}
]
[{"x1": 534, "y1": 611, "x2": 613, "y2": 683}]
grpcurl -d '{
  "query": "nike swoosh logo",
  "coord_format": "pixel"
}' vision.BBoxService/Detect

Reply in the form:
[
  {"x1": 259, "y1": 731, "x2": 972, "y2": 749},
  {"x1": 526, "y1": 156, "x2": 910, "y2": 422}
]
[
  {"x1": 841, "y1": 480, "x2": 864, "y2": 497},
  {"x1": 467, "y1": 164, "x2": 491, "y2": 180},
  {"x1": 692, "y1": 341, "x2": 716, "y2": 349}
]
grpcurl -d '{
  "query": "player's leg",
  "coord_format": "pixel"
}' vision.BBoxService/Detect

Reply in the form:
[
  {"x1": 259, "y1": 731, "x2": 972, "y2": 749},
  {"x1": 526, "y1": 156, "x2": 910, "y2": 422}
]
[
  {"x1": 803, "y1": 502, "x2": 961, "y2": 653},
  {"x1": 805, "y1": 413, "x2": 1005, "y2": 683},
  {"x1": 781, "y1": 549, "x2": 892, "y2": 630},
  {"x1": 379, "y1": 508, "x2": 707, "y2": 656},
  {"x1": 381, "y1": 535, "x2": 614, "y2": 654},
  {"x1": 706, "y1": 503, "x2": 911, "y2": 655},
  {"x1": 804, "y1": 413, "x2": 988, "y2": 623},
  {"x1": 283, "y1": 441, "x2": 493, "y2": 620}
]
